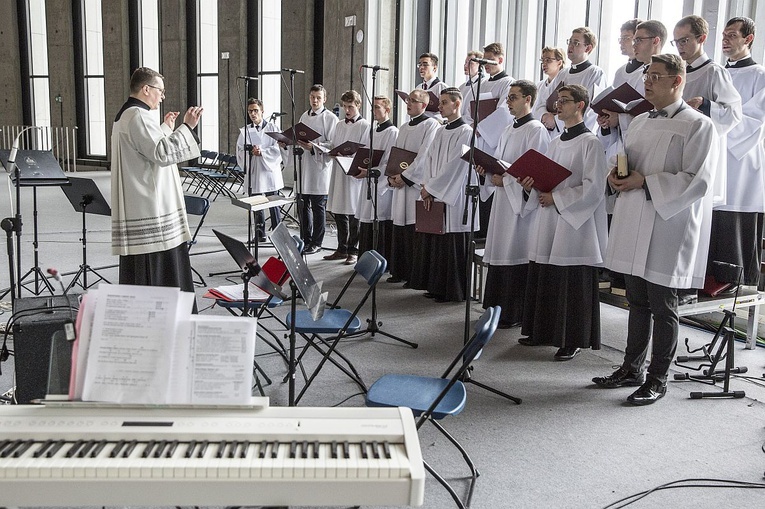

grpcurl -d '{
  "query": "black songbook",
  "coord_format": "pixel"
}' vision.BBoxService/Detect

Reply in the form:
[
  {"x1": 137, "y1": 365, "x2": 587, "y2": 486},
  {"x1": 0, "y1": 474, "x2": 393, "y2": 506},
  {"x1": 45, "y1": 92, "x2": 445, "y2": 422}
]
[
  {"x1": 347, "y1": 149, "x2": 384, "y2": 177},
  {"x1": 265, "y1": 122, "x2": 321, "y2": 145},
  {"x1": 545, "y1": 81, "x2": 566, "y2": 113},
  {"x1": 591, "y1": 83, "x2": 652, "y2": 117},
  {"x1": 0, "y1": 150, "x2": 68, "y2": 186},
  {"x1": 470, "y1": 97, "x2": 500, "y2": 121},
  {"x1": 415, "y1": 201, "x2": 446, "y2": 235},
  {"x1": 460, "y1": 145, "x2": 509, "y2": 175},
  {"x1": 395, "y1": 89, "x2": 440, "y2": 113},
  {"x1": 384, "y1": 146, "x2": 418, "y2": 177},
  {"x1": 328, "y1": 141, "x2": 365, "y2": 157},
  {"x1": 505, "y1": 149, "x2": 572, "y2": 193}
]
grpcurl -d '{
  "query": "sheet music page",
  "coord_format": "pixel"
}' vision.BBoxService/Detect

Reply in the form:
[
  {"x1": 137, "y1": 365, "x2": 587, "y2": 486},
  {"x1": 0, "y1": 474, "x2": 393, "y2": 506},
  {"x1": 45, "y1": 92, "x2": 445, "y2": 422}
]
[
  {"x1": 179, "y1": 315, "x2": 257, "y2": 405},
  {"x1": 81, "y1": 284, "x2": 183, "y2": 404},
  {"x1": 477, "y1": 107, "x2": 514, "y2": 149},
  {"x1": 69, "y1": 290, "x2": 98, "y2": 400},
  {"x1": 336, "y1": 155, "x2": 354, "y2": 174}
]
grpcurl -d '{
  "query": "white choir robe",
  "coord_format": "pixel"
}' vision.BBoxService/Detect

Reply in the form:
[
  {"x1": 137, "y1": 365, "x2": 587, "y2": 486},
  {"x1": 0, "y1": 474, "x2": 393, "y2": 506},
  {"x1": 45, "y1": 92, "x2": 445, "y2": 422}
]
[
  {"x1": 606, "y1": 103, "x2": 719, "y2": 289},
  {"x1": 297, "y1": 108, "x2": 338, "y2": 195},
  {"x1": 721, "y1": 62, "x2": 765, "y2": 213},
  {"x1": 235, "y1": 121, "x2": 284, "y2": 194},
  {"x1": 327, "y1": 118, "x2": 370, "y2": 215},
  {"x1": 421, "y1": 122, "x2": 479, "y2": 233},
  {"x1": 459, "y1": 74, "x2": 488, "y2": 125},
  {"x1": 420, "y1": 77, "x2": 448, "y2": 120},
  {"x1": 534, "y1": 78, "x2": 562, "y2": 137},
  {"x1": 482, "y1": 119, "x2": 550, "y2": 266},
  {"x1": 596, "y1": 60, "x2": 646, "y2": 161},
  {"x1": 475, "y1": 73, "x2": 514, "y2": 153},
  {"x1": 356, "y1": 123, "x2": 399, "y2": 222},
  {"x1": 527, "y1": 129, "x2": 608, "y2": 266},
  {"x1": 390, "y1": 116, "x2": 441, "y2": 226},
  {"x1": 683, "y1": 53, "x2": 742, "y2": 206},
  {"x1": 532, "y1": 61, "x2": 609, "y2": 137}
]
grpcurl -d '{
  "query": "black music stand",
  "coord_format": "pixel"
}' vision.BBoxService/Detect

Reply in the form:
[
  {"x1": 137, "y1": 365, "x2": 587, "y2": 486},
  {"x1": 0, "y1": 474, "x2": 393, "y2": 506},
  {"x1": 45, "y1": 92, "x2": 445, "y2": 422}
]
[
  {"x1": 61, "y1": 177, "x2": 111, "y2": 293},
  {"x1": 0, "y1": 149, "x2": 69, "y2": 297}
]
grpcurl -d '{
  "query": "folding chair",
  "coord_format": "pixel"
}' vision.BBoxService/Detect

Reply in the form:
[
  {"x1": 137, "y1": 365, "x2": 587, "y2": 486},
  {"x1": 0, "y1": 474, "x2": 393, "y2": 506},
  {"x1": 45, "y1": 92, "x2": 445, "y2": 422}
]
[
  {"x1": 285, "y1": 249, "x2": 387, "y2": 404},
  {"x1": 365, "y1": 306, "x2": 501, "y2": 509},
  {"x1": 181, "y1": 150, "x2": 217, "y2": 191},
  {"x1": 183, "y1": 194, "x2": 210, "y2": 287}
]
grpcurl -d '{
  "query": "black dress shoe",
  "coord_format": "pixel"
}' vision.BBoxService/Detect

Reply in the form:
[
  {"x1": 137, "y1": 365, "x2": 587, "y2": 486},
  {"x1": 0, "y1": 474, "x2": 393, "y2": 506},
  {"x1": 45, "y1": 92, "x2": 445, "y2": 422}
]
[
  {"x1": 627, "y1": 378, "x2": 667, "y2": 405},
  {"x1": 386, "y1": 276, "x2": 403, "y2": 283},
  {"x1": 553, "y1": 347, "x2": 580, "y2": 361},
  {"x1": 592, "y1": 366, "x2": 646, "y2": 388},
  {"x1": 517, "y1": 336, "x2": 537, "y2": 346},
  {"x1": 303, "y1": 245, "x2": 321, "y2": 255},
  {"x1": 423, "y1": 292, "x2": 437, "y2": 299}
]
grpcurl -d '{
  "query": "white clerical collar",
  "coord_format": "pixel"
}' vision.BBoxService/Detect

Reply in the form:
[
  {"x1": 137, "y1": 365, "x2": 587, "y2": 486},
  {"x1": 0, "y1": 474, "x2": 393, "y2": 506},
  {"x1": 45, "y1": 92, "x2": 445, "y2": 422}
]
[
  {"x1": 727, "y1": 55, "x2": 750, "y2": 65},
  {"x1": 570, "y1": 59, "x2": 589, "y2": 70},
  {"x1": 688, "y1": 53, "x2": 709, "y2": 68}
]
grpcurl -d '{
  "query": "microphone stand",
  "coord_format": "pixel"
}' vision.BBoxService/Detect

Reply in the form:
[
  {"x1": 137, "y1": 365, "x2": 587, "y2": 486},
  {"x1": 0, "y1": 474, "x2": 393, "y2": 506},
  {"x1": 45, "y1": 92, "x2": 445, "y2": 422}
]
[
  {"x1": 346, "y1": 65, "x2": 417, "y2": 349},
  {"x1": 460, "y1": 65, "x2": 521, "y2": 404},
  {"x1": 282, "y1": 69, "x2": 306, "y2": 247},
  {"x1": 240, "y1": 77, "x2": 257, "y2": 258}
]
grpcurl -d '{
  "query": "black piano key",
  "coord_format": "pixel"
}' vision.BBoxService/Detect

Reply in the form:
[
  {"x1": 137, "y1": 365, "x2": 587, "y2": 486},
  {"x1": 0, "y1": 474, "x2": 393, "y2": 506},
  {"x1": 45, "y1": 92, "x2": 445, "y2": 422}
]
[
  {"x1": 312, "y1": 440, "x2": 319, "y2": 459},
  {"x1": 141, "y1": 440, "x2": 156, "y2": 458},
  {"x1": 289, "y1": 440, "x2": 297, "y2": 459},
  {"x1": 197, "y1": 440, "x2": 209, "y2": 458},
  {"x1": 1, "y1": 440, "x2": 22, "y2": 458},
  {"x1": 123, "y1": 440, "x2": 138, "y2": 458},
  {"x1": 153, "y1": 440, "x2": 167, "y2": 458},
  {"x1": 185, "y1": 440, "x2": 197, "y2": 458},
  {"x1": 110, "y1": 440, "x2": 126, "y2": 458},
  {"x1": 91, "y1": 440, "x2": 107, "y2": 458},
  {"x1": 270, "y1": 441, "x2": 279, "y2": 459},
  {"x1": 228, "y1": 441, "x2": 240, "y2": 459},
  {"x1": 46, "y1": 440, "x2": 65, "y2": 458},
  {"x1": 371, "y1": 440, "x2": 381, "y2": 459},
  {"x1": 166, "y1": 440, "x2": 179, "y2": 458},
  {"x1": 78, "y1": 440, "x2": 96, "y2": 458},
  {"x1": 382, "y1": 441, "x2": 392, "y2": 459},
  {"x1": 240, "y1": 441, "x2": 250, "y2": 459},
  {"x1": 331, "y1": 440, "x2": 338, "y2": 459},
  {"x1": 299, "y1": 440, "x2": 307, "y2": 459},
  {"x1": 342, "y1": 441, "x2": 350, "y2": 460},
  {"x1": 13, "y1": 440, "x2": 34, "y2": 458},
  {"x1": 0, "y1": 440, "x2": 9, "y2": 454},
  {"x1": 65, "y1": 440, "x2": 84, "y2": 458},
  {"x1": 258, "y1": 440, "x2": 268, "y2": 459},
  {"x1": 215, "y1": 440, "x2": 228, "y2": 459},
  {"x1": 33, "y1": 440, "x2": 53, "y2": 458},
  {"x1": 360, "y1": 440, "x2": 369, "y2": 459}
]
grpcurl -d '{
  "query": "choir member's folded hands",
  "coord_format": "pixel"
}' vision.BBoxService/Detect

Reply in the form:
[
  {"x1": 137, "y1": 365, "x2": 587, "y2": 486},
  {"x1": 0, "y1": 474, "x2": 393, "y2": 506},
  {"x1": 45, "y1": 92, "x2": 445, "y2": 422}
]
[{"x1": 607, "y1": 167, "x2": 645, "y2": 192}]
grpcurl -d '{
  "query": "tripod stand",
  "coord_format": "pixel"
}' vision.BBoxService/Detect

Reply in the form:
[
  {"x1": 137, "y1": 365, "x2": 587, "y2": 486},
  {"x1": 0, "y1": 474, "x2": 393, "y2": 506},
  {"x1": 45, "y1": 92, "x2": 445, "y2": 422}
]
[
  {"x1": 16, "y1": 186, "x2": 55, "y2": 296},
  {"x1": 61, "y1": 177, "x2": 111, "y2": 293}
]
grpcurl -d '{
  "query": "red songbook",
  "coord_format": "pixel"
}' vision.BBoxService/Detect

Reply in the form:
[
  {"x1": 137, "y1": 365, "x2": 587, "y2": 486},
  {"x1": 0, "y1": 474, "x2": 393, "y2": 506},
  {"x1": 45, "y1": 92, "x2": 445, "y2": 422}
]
[
  {"x1": 395, "y1": 89, "x2": 440, "y2": 113},
  {"x1": 506, "y1": 149, "x2": 572, "y2": 193},
  {"x1": 328, "y1": 141, "x2": 366, "y2": 157},
  {"x1": 470, "y1": 97, "x2": 500, "y2": 121},
  {"x1": 460, "y1": 145, "x2": 508, "y2": 175},
  {"x1": 591, "y1": 83, "x2": 653, "y2": 117},
  {"x1": 385, "y1": 146, "x2": 418, "y2": 176},
  {"x1": 545, "y1": 81, "x2": 566, "y2": 113},
  {"x1": 266, "y1": 122, "x2": 321, "y2": 145},
  {"x1": 347, "y1": 149, "x2": 384, "y2": 177},
  {"x1": 415, "y1": 200, "x2": 446, "y2": 235},
  {"x1": 701, "y1": 275, "x2": 733, "y2": 297}
]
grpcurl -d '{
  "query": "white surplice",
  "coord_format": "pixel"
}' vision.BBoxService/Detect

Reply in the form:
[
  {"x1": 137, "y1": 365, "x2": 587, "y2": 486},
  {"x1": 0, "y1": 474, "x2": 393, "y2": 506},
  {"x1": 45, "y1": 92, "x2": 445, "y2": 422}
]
[
  {"x1": 327, "y1": 117, "x2": 370, "y2": 215},
  {"x1": 356, "y1": 122, "x2": 398, "y2": 222},
  {"x1": 296, "y1": 108, "x2": 338, "y2": 195},
  {"x1": 235, "y1": 120, "x2": 283, "y2": 194}
]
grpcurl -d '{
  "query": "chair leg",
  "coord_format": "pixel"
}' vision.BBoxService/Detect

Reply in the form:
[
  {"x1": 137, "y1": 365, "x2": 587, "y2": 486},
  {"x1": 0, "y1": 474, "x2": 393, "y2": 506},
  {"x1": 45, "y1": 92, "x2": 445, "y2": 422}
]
[
  {"x1": 423, "y1": 459, "x2": 468, "y2": 509},
  {"x1": 430, "y1": 419, "x2": 480, "y2": 507}
]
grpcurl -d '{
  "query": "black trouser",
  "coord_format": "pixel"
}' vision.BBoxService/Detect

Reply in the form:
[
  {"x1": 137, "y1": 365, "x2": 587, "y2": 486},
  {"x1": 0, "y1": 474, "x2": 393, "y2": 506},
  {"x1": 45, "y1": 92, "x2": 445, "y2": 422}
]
[
  {"x1": 297, "y1": 194, "x2": 327, "y2": 248},
  {"x1": 334, "y1": 213, "x2": 359, "y2": 255},
  {"x1": 254, "y1": 190, "x2": 281, "y2": 236}
]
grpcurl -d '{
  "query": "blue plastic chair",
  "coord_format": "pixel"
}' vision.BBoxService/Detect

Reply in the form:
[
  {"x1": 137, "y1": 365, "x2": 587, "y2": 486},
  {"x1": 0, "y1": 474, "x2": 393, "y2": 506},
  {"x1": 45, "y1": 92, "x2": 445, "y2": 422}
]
[
  {"x1": 365, "y1": 306, "x2": 501, "y2": 509},
  {"x1": 285, "y1": 250, "x2": 387, "y2": 404}
]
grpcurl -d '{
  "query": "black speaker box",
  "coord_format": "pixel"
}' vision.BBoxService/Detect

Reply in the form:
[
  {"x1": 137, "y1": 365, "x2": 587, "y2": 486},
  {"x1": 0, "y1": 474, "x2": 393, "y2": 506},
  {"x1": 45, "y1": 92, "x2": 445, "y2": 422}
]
[{"x1": 12, "y1": 294, "x2": 79, "y2": 403}]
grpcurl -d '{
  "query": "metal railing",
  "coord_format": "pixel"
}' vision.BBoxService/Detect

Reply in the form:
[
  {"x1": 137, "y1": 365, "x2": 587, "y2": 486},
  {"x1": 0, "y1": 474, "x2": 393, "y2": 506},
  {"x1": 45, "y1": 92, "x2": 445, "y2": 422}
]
[{"x1": 0, "y1": 125, "x2": 78, "y2": 172}]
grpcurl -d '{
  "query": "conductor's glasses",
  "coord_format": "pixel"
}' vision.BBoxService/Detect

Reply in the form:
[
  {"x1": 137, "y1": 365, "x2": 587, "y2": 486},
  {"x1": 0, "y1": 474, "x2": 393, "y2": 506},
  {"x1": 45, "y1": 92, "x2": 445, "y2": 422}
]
[{"x1": 146, "y1": 84, "x2": 165, "y2": 97}]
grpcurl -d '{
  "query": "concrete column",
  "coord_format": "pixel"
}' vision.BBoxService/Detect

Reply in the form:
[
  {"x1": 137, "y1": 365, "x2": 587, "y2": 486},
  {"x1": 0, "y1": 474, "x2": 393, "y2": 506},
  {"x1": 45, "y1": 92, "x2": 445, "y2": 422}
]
[
  {"x1": 322, "y1": 0, "x2": 367, "y2": 104},
  {"x1": 281, "y1": 0, "x2": 315, "y2": 115},
  {"x1": 218, "y1": 0, "x2": 247, "y2": 153},
  {"x1": 160, "y1": 0, "x2": 189, "y2": 113},
  {"x1": 102, "y1": 0, "x2": 132, "y2": 161},
  {"x1": 45, "y1": 0, "x2": 77, "y2": 128},
  {"x1": 0, "y1": 1, "x2": 23, "y2": 127}
]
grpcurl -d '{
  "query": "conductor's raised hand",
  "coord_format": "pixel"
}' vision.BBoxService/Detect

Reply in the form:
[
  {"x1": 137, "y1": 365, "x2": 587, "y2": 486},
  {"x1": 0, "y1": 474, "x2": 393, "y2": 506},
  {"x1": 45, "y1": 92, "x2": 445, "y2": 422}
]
[
  {"x1": 163, "y1": 111, "x2": 180, "y2": 129},
  {"x1": 183, "y1": 106, "x2": 203, "y2": 129}
]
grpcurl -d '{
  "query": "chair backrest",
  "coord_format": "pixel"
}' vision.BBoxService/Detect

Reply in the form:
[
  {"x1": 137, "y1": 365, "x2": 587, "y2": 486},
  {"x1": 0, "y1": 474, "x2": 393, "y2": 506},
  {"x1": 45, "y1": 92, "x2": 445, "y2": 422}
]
[
  {"x1": 291, "y1": 235, "x2": 304, "y2": 254},
  {"x1": 354, "y1": 250, "x2": 387, "y2": 286},
  {"x1": 183, "y1": 195, "x2": 210, "y2": 243}
]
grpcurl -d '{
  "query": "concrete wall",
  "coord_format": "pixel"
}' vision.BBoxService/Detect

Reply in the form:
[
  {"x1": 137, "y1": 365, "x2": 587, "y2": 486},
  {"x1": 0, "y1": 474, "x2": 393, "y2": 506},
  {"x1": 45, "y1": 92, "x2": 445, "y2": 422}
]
[
  {"x1": 46, "y1": 0, "x2": 77, "y2": 129},
  {"x1": 0, "y1": 1, "x2": 23, "y2": 127}
]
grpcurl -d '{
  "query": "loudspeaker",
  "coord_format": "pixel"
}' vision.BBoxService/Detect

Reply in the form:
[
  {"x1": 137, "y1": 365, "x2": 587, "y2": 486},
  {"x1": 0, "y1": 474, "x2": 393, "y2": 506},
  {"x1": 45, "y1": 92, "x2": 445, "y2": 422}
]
[{"x1": 12, "y1": 294, "x2": 79, "y2": 403}]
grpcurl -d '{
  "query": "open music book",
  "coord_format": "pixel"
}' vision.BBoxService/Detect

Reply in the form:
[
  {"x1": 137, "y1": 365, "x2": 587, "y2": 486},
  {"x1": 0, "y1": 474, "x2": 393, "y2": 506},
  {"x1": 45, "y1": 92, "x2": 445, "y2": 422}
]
[{"x1": 71, "y1": 284, "x2": 257, "y2": 405}]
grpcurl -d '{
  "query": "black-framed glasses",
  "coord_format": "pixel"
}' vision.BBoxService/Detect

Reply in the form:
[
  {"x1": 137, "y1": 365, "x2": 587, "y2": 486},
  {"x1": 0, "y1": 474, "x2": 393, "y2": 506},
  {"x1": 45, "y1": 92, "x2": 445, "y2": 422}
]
[
  {"x1": 146, "y1": 84, "x2": 165, "y2": 97},
  {"x1": 670, "y1": 36, "x2": 698, "y2": 47},
  {"x1": 632, "y1": 36, "x2": 654, "y2": 45},
  {"x1": 554, "y1": 98, "x2": 577, "y2": 106},
  {"x1": 507, "y1": 94, "x2": 527, "y2": 102}
]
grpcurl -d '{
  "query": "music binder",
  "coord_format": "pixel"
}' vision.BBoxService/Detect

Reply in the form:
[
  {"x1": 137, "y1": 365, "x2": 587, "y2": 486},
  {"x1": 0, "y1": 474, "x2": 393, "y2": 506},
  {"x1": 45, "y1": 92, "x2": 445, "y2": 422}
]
[
  {"x1": 460, "y1": 145, "x2": 510, "y2": 175},
  {"x1": 0, "y1": 149, "x2": 69, "y2": 186},
  {"x1": 394, "y1": 89, "x2": 440, "y2": 113},
  {"x1": 470, "y1": 97, "x2": 500, "y2": 121},
  {"x1": 415, "y1": 200, "x2": 446, "y2": 235},
  {"x1": 545, "y1": 81, "x2": 565, "y2": 113},
  {"x1": 591, "y1": 82, "x2": 652, "y2": 117},
  {"x1": 265, "y1": 122, "x2": 321, "y2": 145},
  {"x1": 328, "y1": 140, "x2": 366, "y2": 157},
  {"x1": 506, "y1": 149, "x2": 572, "y2": 193},
  {"x1": 385, "y1": 146, "x2": 417, "y2": 176},
  {"x1": 347, "y1": 149, "x2": 384, "y2": 177}
]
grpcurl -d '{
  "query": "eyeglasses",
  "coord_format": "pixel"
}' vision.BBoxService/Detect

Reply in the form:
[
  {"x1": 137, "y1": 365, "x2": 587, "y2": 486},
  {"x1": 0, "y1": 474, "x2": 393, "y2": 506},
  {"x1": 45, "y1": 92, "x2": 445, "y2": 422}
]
[
  {"x1": 642, "y1": 73, "x2": 679, "y2": 83},
  {"x1": 632, "y1": 36, "x2": 654, "y2": 45},
  {"x1": 405, "y1": 98, "x2": 424, "y2": 104},
  {"x1": 670, "y1": 36, "x2": 698, "y2": 47},
  {"x1": 721, "y1": 31, "x2": 742, "y2": 41},
  {"x1": 507, "y1": 94, "x2": 527, "y2": 102},
  {"x1": 554, "y1": 98, "x2": 577, "y2": 106},
  {"x1": 416, "y1": 62, "x2": 432, "y2": 68},
  {"x1": 617, "y1": 36, "x2": 633, "y2": 43},
  {"x1": 539, "y1": 57, "x2": 559, "y2": 64},
  {"x1": 566, "y1": 39, "x2": 582, "y2": 47},
  {"x1": 146, "y1": 84, "x2": 165, "y2": 97}
]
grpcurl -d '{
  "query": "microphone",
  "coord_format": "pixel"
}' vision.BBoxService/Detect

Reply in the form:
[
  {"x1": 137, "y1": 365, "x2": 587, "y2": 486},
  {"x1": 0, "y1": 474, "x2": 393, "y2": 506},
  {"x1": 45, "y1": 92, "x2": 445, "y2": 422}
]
[
  {"x1": 237, "y1": 75, "x2": 260, "y2": 80},
  {"x1": 257, "y1": 70, "x2": 282, "y2": 75},
  {"x1": 471, "y1": 57, "x2": 499, "y2": 66},
  {"x1": 361, "y1": 64, "x2": 389, "y2": 71},
  {"x1": 272, "y1": 112, "x2": 287, "y2": 117},
  {"x1": 47, "y1": 267, "x2": 66, "y2": 294},
  {"x1": 282, "y1": 68, "x2": 305, "y2": 74}
]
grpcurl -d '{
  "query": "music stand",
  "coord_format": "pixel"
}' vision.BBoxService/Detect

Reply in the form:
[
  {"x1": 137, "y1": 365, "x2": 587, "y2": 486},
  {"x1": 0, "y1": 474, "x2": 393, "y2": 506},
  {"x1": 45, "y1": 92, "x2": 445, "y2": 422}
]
[
  {"x1": 60, "y1": 177, "x2": 111, "y2": 293},
  {"x1": 0, "y1": 149, "x2": 69, "y2": 297}
]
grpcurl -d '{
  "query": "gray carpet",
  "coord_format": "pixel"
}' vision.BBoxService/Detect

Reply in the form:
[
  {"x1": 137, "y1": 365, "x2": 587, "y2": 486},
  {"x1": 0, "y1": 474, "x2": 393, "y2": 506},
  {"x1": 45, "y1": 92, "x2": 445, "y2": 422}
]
[{"x1": 1, "y1": 172, "x2": 764, "y2": 508}]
